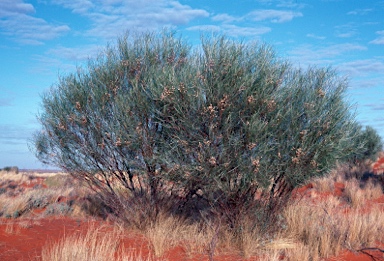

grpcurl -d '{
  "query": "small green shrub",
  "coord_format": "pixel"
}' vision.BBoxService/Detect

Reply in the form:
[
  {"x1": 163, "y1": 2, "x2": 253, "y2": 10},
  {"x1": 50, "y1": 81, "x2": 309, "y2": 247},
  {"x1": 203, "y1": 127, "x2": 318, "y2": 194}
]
[
  {"x1": 28, "y1": 196, "x2": 49, "y2": 209},
  {"x1": 45, "y1": 203, "x2": 72, "y2": 216}
]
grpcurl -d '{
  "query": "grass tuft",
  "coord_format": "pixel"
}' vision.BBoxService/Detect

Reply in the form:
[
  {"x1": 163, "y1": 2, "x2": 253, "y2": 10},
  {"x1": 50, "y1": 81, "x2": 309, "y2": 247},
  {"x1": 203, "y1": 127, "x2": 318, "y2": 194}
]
[{"x1": 41, "y1": 224, "x2": 124, "y2": 261}]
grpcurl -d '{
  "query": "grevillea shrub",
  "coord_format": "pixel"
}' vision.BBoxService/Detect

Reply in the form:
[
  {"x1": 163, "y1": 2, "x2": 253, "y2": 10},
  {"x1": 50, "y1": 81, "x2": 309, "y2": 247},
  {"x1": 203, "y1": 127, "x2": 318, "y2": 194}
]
[{"x1": 32, "y1": 31, "x2": 373, "y2": 228}]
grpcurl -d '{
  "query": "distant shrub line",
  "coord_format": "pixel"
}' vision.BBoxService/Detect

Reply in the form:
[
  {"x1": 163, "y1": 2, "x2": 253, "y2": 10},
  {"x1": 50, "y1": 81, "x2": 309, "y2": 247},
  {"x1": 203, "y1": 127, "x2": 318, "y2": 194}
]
[{"x1": 1, "y1": 166, "x2": 19, "y2": 174}]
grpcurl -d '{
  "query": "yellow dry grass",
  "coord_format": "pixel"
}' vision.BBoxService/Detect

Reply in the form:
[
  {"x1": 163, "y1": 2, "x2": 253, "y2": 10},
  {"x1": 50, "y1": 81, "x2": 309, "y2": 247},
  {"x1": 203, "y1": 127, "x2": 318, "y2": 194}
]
[
  {"x1": 0, "y1": 170, "x2": 66, "y2": 183},
  {"x1": 4, "y1": 221, "x2": 20, "y2": 235},
  {"x1": 312, "y1": 175, "x2": 335, "y2": 193},
  {"x1": 344, "y1": 178, "x2": 383, "y2": 208},
  {"x1": 41, "y1": 223, "x2": 155, "y2": 261},
  {"x1": 283, "y1": 196, "x2": 384, "y2": 260},
  {"x1": 0, "y1": 170, "x2": 93, "y2": 219},
  {"x1": 0, "y1": 187, "x2": 75, "y2": 218},
  {"x1": 144, "y1": 213, "x2": 205, "y2": 257},
  {"x1": 41, "y1": 224, "x2": 124, "y2": 261}
]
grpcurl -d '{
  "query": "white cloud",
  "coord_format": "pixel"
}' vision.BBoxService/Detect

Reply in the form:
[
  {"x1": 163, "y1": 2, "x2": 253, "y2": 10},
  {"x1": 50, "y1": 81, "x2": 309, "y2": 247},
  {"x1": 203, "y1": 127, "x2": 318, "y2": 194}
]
[
  {"x1": 222, "y1": 24, "x2": 271, "y2": 37},
  {"x1": 50, "y1": 0, "x2": 94, "y2": 14},
  {"x1": 306, "y1": 33, "x2": 326, "y2": 40},
  {"x1": 347, "y1": 8, "x2": 373, "y2": 15},
  {"x1": 288, "y1": 43, "x2": 367, "y2": 67},
  {"x1": 276, "y1": 0, "x2": 307, "y2": 8},
  {"x1": 365, "y1": 103, "x2": 384, "y2": 111},
  {"x1": 0, "y1": 0, "x2": 70, "y2": 45},
  {"x1": 46, "y1": 45, "x2": 103, "y2": 62},
  {"x1": 334, "y1": 23, "x2": 358, "y2": 38},
  {"x1": 339, "y1": 59, "x2": 384, "y2": 76},
  {"x1": 248, "y1": 9, "x2": 302, "y2": 23},
  {"x1": 52, "y1": 0, "x2": 209, "y2": 40},
  {"x1": 0, "y1": 124, "x2": 34, "y2": 145},
  {"x1": 187, "y1": 24, "x2": 271, "y2": 38},
  {"x1": 255, "y1": 0, "x2": 306, "y2": 8},
  {"x1": 212, "y1": 13, "x2": 239, "y2": 23},
  {"x1": 370, "y1": 30, "x2": 384, "y2": 45},
  {"x1": 187, "y1": 25, "x2": 221, "y2": 32},
  {"x1": 30, "y1": 45, "x2": 105, "y2": 76},
  {"x1": 348, "y1": 76, "x2": 384, "y2": 90},
  {"x1": 0, "y1": 0, "x2": 35, "y2": 16}
]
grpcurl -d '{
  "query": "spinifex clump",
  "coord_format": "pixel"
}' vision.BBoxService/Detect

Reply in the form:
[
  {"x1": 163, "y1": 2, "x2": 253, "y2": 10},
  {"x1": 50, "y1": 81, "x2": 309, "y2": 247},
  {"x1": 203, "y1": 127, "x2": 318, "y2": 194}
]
[{"x1": 33, "y1": 31, "x2": 381, "y2": 230}]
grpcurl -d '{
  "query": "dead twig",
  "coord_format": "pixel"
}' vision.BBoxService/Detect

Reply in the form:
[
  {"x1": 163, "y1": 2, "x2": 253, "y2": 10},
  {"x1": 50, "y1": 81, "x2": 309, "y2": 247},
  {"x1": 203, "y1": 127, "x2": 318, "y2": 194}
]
[{"x1": 357, "y1": 247, "x2": 384, "y2": 261}]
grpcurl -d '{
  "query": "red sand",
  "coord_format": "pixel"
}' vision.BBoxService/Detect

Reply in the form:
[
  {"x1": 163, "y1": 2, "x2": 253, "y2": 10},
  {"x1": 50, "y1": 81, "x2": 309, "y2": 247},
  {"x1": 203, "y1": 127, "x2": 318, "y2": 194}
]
[
  {"x1": 373, "y1": 156, "x2": 384, "y2": 174},
  {"x1": 0, "y1": 218, "x2": 82, "y2": 261},
  {"x1": 326, "y1": 249, "x2": 384, "y2": 261}
]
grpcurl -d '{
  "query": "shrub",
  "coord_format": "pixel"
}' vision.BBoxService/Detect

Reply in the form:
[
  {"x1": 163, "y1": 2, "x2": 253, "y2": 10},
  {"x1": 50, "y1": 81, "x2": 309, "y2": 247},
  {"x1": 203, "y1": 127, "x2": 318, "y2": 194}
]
[
  {"x1": 1, "y1": 166, "x2": 19, "y2": 174},
  {"x1": 33, "y1": 31, "x2": 368, "y2": 228},
  {"x1": 352, "y1": 125, "x2": 383, "y2": 162},
  {"x1": 45, "y1": 203, "x2": 72, "y2": 216}
]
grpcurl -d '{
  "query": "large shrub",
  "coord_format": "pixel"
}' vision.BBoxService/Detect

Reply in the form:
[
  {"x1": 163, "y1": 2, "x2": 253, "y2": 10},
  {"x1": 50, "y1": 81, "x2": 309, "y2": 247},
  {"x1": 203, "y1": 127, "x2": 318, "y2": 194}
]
[{"x1": 33, "y1": 32, "x2": 369, "y2": 226}]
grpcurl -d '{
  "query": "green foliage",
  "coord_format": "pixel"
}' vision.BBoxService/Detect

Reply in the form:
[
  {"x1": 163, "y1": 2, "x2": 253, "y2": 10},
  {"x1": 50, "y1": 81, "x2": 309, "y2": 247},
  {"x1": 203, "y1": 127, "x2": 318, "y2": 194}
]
[
  {"x1": 33, "y1": 31, "x2": 371, "y2": 226},
  {"x1": 352, "y1": 125, "x2": 383, "y2": 162}
]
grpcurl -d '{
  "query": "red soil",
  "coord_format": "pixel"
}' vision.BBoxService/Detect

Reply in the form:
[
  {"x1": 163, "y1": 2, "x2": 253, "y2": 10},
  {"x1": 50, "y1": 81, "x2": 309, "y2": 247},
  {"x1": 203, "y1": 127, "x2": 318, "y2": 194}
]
[
  {"x1": 20, "y1": 177, "x2": 47, "y2": 189},
  {"x1": 373, "y1": 155, "x2": 384, "y2": 174},
  {"x1": 0, "y1": 218, "x2": 82, "y2": 261},
  {"x1": 326, "y1": 248, "x2": 384, "y2": 261}
]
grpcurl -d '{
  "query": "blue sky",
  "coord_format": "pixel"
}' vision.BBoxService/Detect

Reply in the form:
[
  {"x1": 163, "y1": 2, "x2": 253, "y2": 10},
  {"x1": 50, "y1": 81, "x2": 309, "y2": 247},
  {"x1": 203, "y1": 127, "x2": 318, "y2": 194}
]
[{"x1": 0, "y1": 0, "x2": 383, "y2": 169}]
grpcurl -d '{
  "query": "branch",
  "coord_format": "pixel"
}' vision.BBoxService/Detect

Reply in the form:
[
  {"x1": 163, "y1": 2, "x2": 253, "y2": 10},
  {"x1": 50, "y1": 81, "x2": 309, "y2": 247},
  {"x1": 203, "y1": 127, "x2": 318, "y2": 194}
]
[{"x1": 356, "y1": 247, "x2": 384, "y2": 261}]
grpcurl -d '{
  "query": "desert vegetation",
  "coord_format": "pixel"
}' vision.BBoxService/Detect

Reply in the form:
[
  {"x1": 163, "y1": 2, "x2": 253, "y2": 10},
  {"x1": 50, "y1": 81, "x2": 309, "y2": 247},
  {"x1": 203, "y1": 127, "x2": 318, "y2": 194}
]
[
  {"x1": 1, "y1": 31, "x2": 383, "y2": 260},
  {"x1": 1, "y1": 163, "x2": 384, "y2": 260},
  {"x1": 0, "y1": 166, "x2": 19, "y2": 174}
]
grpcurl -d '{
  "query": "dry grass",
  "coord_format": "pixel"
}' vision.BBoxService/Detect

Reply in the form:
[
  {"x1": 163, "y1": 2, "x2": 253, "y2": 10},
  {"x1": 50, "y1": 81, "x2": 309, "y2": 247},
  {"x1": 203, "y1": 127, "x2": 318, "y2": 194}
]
[
  {"x1": 145, "y1": 213, "x2": 196, "y2": 257},
  {"x1": 0, "y1": 187, "x2": 75, "y2": 218},
  {"x1": 344, "y1": 179, "x2": 383, "y2": 208},
  {"x1": 345, "y1": 206, "x2": 384, "y2": 248},
  {"x1": 178, "y1": 221, "x2": 216, "y2": 257},
  {"x1": 285, "y1": 242, "x2": 312, "y2": 261},
  {"x1": 4, "y1": 222, "x2": 20, "y2": 234},
  {"x1": 2, "y1": 219, "x2": 40, "y2": 234},
  {"x1": 232, "y1": 217, "x2": 295, "y2": 259},
  {"x1": 41, "y1": 224, "x2": 155, "y2": 261},
  {"x1": 41, "y1": 224, "x2": 124, "y2": 261},
  {"x1": 312, "y1": 175, "x2": 335, "y2": 193},
  {"x1": 283, "y1": 195, "x2": 384, "y2": 261},
  {"x1": 0, "y1": 171, "x2": 29, "y2": 183},
  {"x1": 0, "y1": 194, "x2": 29, "y2": 218},
  {"x1": 237, "y1": 224, "x2": 263, "y2": 258},
  {"x1": 0, "y1": 171, "x2": 93, "y2": 219},
  {"x1": 283, "y1": 196, "x2": 344, "y2": 260},
  {"x1": 0, "y1": 170, "x2": 66, "y2": 183}
]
